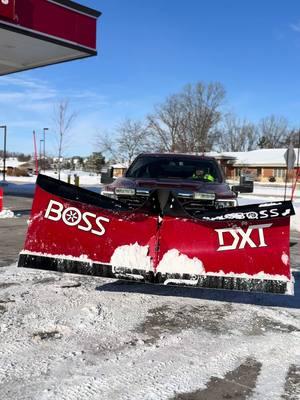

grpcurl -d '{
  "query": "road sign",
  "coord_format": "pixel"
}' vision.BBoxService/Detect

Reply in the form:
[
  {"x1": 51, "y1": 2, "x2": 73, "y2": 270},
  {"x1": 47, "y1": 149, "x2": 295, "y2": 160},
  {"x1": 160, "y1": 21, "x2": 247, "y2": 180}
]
[{"x1": 284, "y1": 144, "x2": 296, "y2": 170}]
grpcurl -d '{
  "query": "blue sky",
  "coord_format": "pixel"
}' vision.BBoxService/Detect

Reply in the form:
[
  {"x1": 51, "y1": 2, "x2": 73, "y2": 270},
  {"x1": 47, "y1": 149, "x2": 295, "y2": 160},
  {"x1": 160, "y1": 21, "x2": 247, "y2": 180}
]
[{"x1": 2, "y1": 0, "x2": 300, "y2": 156}]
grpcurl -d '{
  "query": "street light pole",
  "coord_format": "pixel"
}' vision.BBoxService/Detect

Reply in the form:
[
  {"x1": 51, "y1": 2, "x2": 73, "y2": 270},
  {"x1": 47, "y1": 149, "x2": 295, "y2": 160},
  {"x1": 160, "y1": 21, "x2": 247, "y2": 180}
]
[
  {"x1": 43, "y1": 128, "x2": 49, "y2": 173},
  {"x1": 0, "y1": 125, "x2": 7, "y2": 182},
  {"x1": 39, "y1": 139, "x2": 44, "y2": 172}
]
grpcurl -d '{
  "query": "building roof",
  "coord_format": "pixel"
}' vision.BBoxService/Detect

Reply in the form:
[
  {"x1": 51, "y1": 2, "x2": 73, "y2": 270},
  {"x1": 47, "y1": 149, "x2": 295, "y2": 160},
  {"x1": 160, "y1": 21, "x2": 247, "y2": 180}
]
[
  {"x1": 230, "y1": 148, "x2": 298, "y2": 167},
  {"x1": 111, "y1": 163, "x2": 128, "y2": 169},
  {"x1": 224, "y1": 149, "x2": 300, "y2": 167}
]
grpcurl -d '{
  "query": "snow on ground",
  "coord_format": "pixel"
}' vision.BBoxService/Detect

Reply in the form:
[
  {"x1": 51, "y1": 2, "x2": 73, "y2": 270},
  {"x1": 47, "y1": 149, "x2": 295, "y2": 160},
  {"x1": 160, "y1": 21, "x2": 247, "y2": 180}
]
[
  {"x1": 4, "y1": 170, "x2": 101, "y2": 185},
  {"x1": 0, "y1": 209, "x2": 15, "y2": 219},
  {"x1": 291, "y1": 205, "x2": 300, "y2": 233},
  {"x1": 3, "y1": 171, "x2": 101, "y2": 196},
  {"x1": 247, "y1": 184, "x2": 295, "y2": 198},
  {"x1": 0, "y1": 263, "x2": 299, "y2": 400}
]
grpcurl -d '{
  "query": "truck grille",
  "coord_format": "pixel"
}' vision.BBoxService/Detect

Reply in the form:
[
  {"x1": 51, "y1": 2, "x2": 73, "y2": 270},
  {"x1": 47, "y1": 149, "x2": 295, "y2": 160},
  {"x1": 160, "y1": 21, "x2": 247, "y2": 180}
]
[
  {"x1": 117, "y1": 195, "x2": 215, "y2": 214},
  {"x1": 117, "y1": 195, "x2": 149, "y2": 209},
  {"x1": 178, "y1": 198, "x2": 215, "y2": 214}
]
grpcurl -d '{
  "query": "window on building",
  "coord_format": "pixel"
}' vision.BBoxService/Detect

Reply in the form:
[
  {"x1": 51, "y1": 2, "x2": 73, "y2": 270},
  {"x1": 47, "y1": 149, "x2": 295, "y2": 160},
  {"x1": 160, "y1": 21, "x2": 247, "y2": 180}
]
[
  {"x1": 274, "y1": 168, "x2": 286, "y2": 178},
  {"x1": 235, "y1": 168, "x2": 241, "y2": 177},
  {"x1": 257, "y1": 168, "x2": 262, "y2": 177}
]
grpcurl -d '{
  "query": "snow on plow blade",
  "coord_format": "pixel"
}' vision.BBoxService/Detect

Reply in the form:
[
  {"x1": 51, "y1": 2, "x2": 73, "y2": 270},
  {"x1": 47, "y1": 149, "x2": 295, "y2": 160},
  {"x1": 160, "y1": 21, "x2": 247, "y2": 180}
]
[{"x1": 18, "y1": 175, "x2": 295, "y2": 294}]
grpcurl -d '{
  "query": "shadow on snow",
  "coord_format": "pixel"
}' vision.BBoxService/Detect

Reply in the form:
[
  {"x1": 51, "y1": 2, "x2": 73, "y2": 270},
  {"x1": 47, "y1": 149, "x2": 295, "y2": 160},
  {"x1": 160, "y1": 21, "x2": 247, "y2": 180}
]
[{"x1": 96, "y1": 271, "x2": 300, "y2": 309}]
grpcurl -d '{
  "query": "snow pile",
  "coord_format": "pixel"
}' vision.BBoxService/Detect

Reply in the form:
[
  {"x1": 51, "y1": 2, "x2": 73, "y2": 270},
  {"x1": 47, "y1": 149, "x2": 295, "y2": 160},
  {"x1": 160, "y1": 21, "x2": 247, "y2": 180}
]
[
  {"x1": 157, "y1": 249, "x2": 204, "y2": 275},
  {"x1": 110, "y1": 242, "x2": 152, "y2": 271},
  {"x1": 0, "y1": 209, "x2": 15, "y2": 219}
]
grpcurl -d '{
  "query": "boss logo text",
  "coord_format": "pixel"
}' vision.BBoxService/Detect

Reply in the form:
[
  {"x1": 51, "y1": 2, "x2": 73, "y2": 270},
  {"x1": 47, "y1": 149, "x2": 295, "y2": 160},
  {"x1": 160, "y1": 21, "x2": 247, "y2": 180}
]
[{"x1": 45, "y1": 199, "x2": 109, "y2": 236}]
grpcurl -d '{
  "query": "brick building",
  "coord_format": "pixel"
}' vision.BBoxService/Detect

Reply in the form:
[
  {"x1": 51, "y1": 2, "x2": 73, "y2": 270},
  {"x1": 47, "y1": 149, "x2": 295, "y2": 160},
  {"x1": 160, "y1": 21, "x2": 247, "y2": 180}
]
[{"x1": 212, "y1": 149, "x2": 300, "y2": 182}]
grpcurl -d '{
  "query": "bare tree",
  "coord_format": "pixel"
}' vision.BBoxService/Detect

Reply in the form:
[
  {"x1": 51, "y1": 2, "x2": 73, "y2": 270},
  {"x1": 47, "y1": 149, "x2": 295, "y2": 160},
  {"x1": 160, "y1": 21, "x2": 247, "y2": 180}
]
[
  {"x1": 181, "y1": 82, "x2": 226, "y2": 152},
  {"x1": 95, "y1": 133, "x2": 118, "y2": 161},
  {"x1": 96, "y1": 119, "x2": 150, "y2": 164},
  {"x1": 147, "y1": 82, "x2": 226, "y2": 153},
  {"x1": 117, "y1": 119, "x2": 150, "y2": 163},
  {"x1": 147, "y1": 93, "x2": 186, "y2": 152},
  {"x1": 217, "y1": 114, "x2": 258, "y2": 152},
  {"x1": 257, "y1": 115, "x2": 289, "y2": 148},
  {"x1": 285, "y1": 129, "x2": 300, "y2": 147},
  {"x1": 53, "y1": 100, "x2": 77, "y2": 180}
]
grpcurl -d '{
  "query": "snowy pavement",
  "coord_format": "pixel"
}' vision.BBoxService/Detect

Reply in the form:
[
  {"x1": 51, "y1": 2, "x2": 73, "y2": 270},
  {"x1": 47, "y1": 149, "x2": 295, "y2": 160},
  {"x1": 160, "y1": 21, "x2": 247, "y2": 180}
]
[
  {"x1": 0, "y1": 264, "x2": 299, "y2": 400},
  {"x1": 0, "y1": 195, "x2": 299, "y2": 399},
  {"x1": 2, "y1": 171, "x2": 101, "y2": 197}
]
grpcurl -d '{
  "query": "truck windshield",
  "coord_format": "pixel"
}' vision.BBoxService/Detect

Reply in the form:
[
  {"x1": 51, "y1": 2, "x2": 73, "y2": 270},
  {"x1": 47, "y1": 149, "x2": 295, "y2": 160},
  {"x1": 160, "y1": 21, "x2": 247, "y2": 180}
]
[{"x1": 126, "y1": 156, "x2": 222, "y2": 182}]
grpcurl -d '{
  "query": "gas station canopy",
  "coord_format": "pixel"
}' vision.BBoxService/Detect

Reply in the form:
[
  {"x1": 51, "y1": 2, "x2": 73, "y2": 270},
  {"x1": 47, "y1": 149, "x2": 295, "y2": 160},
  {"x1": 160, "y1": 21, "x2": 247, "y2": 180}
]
[{"x1": 0, "y1": 0, "x2": 101, "y2": 75}]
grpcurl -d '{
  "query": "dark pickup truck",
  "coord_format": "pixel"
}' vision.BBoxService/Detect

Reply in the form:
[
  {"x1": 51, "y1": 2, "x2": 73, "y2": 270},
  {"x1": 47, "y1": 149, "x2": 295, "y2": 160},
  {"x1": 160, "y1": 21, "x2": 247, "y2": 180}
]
[{"x1": 101, "y1": 153, "x2": 252, "y2": 213}]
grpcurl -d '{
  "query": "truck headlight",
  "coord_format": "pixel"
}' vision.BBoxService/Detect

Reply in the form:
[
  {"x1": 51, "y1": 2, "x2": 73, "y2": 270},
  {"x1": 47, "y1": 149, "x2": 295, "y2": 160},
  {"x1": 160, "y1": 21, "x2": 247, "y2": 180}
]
[
  {"x1": 215, "y1": 199, "x2": 238, "y2": 208},
  {"x1": 101, "y1": 190, "x2": 117, "y2": 199},
  {"x1": 193, "y1": 192, "x2": 216, "y2": 200},
  {"x1": 115, "y1": 188, "x2": 136, "y2": 196}
]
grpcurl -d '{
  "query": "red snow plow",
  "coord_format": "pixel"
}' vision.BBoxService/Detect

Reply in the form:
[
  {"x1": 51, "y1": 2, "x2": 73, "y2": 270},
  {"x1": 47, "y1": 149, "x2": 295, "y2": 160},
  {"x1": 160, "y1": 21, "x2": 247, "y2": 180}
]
[{"x1": 18, "y1": 175, "x2": 295, "y2": 295}]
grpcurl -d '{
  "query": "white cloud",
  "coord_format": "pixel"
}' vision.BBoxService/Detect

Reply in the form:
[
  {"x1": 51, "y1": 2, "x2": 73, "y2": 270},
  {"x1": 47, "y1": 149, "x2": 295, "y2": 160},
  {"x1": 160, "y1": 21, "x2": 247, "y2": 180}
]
[
  {"x1": 0, "y1": 74, "x2": 151, "y2": 155},
  {"x1": 290, "y1": 21, "x2": 300, "y2": 32},
  {"x1": 0, "y1": 75, "x2": 49, "y2": 90},
  {"x1": 0, "y1": 91, "x2": 25, "y2": 102},
  {"x1": 0, "y1": 75, "x2": 108, "y2": 111}
]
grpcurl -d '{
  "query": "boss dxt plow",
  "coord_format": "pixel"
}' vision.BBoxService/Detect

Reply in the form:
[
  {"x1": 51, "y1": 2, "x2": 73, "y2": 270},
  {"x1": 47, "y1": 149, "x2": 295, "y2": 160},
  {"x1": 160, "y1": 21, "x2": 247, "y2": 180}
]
[{"x1": 18, "y1": 174, "x2": 295, "y2": 295}]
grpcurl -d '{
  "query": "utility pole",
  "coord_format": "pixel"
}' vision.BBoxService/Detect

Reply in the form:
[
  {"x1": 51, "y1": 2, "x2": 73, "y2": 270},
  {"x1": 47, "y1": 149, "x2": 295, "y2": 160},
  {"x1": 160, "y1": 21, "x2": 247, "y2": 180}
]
[
  {"x1": 291, "y1": 130, "x2": 300, "y2": 201},
  {"x1": 33, "y1": 131, "x2": 38, "y2": 175},
  {"x1": 43, "y1": 127, "x2": 49, "y2": 172},
  {"x1": 0, "y1": 125, "x2": 7, "y2": 182},
  {"x1": 39, "y1": 139, "x2": 44, "y2": 172}
]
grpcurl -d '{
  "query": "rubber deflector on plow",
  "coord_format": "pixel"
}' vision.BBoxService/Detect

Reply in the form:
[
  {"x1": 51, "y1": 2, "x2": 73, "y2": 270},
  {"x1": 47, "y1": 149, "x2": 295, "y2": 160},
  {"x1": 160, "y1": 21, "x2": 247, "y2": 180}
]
[{"x1": 18, "y1": 175, "x2": 295, "y2": 294}]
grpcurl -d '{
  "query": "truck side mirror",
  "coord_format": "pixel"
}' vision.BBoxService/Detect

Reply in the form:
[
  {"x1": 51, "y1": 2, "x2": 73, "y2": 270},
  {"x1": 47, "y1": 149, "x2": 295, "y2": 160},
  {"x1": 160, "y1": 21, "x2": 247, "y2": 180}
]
[
  {"x1": 232, "y1": 174, "x2": 254, "y2": 194},
  {"x1": 231, "y1": 186, "x2": 239, "y2": 196},
  {"x1": 231, "y1": 184, "x2": 254, "y2": 194}
]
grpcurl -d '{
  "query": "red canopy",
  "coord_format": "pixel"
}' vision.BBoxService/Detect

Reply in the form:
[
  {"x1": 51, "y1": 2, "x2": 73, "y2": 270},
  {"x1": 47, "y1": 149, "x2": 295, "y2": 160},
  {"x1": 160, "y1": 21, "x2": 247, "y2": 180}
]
[{"x1": 0, "y1": 0, "x2": 101, "y2": 75}]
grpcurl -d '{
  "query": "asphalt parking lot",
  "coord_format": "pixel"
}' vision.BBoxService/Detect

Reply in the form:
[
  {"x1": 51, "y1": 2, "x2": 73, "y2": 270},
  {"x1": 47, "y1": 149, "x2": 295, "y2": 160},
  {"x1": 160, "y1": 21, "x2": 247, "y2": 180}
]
[{"x1": 0, "y1": 196, "x2": 33, "y2": 267}]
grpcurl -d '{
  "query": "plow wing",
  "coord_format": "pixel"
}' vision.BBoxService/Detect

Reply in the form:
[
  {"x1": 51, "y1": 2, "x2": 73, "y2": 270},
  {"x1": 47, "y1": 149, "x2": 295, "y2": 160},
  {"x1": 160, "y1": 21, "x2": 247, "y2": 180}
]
[{"x1": 18, "y1": 175, "x2": 295, "y2": 294}]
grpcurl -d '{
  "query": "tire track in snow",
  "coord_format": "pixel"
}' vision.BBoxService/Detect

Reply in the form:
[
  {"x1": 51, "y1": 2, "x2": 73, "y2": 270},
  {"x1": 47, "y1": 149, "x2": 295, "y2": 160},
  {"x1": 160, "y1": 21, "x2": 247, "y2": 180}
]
[
  {"x1": 42, "y1": 331, "x2": 252, "y2": 400},
  {"x1": 45, "y1": 329, "x2": 300, "y2": 400},
  {"x1": 250, "y1": 335, "x2": 300, "y2": 400}
]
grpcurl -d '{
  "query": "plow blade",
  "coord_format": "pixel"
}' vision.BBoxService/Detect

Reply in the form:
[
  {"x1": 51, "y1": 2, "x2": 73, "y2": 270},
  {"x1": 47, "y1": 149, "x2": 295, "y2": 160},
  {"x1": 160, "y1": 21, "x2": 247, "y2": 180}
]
[{"x1": 18, "y1": 175, "x2": 295, "y2": 294}]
